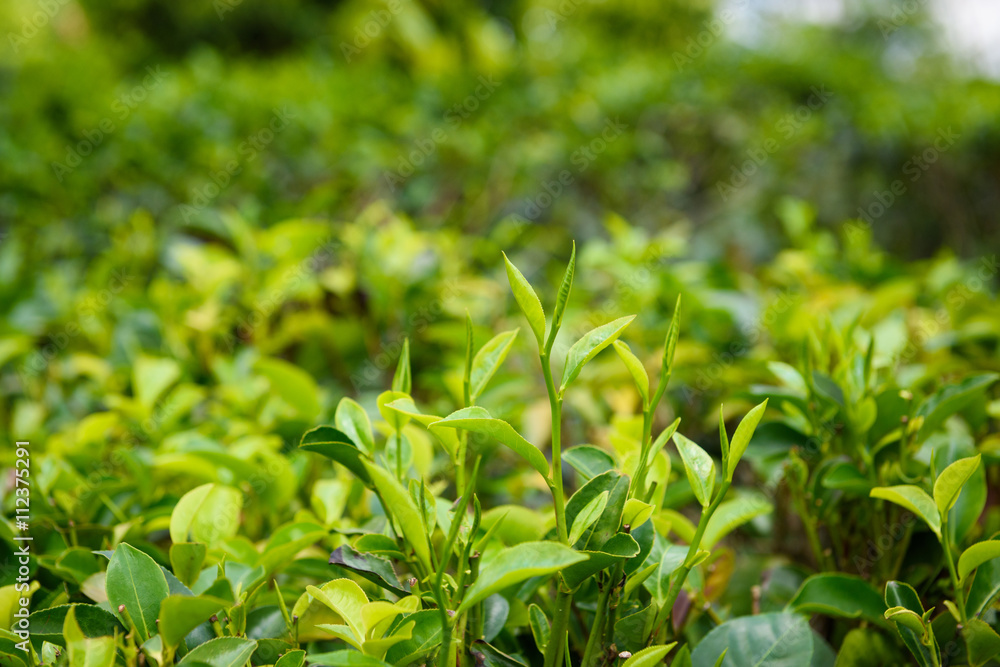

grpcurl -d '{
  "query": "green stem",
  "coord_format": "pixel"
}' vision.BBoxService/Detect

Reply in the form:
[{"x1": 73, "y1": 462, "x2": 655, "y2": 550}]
[
  {"x1": 581, "y1": 577, "x2": 612, "y2": 667},
  {"x1": 653, "y1": 481, "x2": 731, "y2": 637},
  {"x1": 541, "y1": 352, "x2": 568, "y2": 544},
  {"x1": 940, "y1": 520, "x2": 968, "y2": 624},
  {"x1": 543, "y1": 589, "x2": 573, "y2": 667}
]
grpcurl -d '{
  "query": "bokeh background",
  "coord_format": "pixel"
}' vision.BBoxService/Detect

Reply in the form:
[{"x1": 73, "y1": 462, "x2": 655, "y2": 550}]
[{"x1": 1, "y1": 0, "x2": 999, "y2": 498}]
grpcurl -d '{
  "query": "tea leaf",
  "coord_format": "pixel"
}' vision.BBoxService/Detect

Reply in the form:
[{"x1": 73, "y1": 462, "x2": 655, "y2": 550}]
[
  {"x1": 561, "y1": 315, "x2": 636, "y2": 391},
  {"x1": 958, "y1": 540, "x2": 1000, "y2": 583},
  {"x1": 158, "y1": 594, "x2": 230, "y2": 648},
  {"x1": 915, "y1": 373, "x2": 999, "y2": 441},
  {"x1": 672, "y1": 432, "x2": 715, "y2": 507},
  {"x1": 613, "y1": 340, "x2": 649, "y2": 403},
  {"x1": 786, "y1": 574, "x2": 888, "y2": 627},
  {"x1": 932, "y1": 454, "x2": 981, "y2": 516},
  {"x1": 470, "y1": 329, "x2": 520, "y2": 402},
  {"x1": 700, "y1": 493, "x2": 773, "y2": 549},
  {"x1": 300, "y1": 426, "x2": 372, "y2": 484},
  {"x1": 962, "y1": 618, "x2": 1000, "y2": 666},
  {"x1": 548, "y1": 242, "x2": 575, "y2": 347},
  {"x1": 105, "y1": 543, "x2": 169, "y2": 642},
  {"x1": 503, "y1": 252, "x2": 546, "y2": 348},
  {"x1": 457, "y1": 542, "x2": 586, "y2": 613},
  {"x1": 568, "y1": 490, "x2": 609, "y2": 546},
  {"x1": 176, "y1": 637, "x2": 258, "y2": 667},
  {"x1": 169, "y1": 542, "x2": 207, "y2": 588},
  {"x1": 528, "y1": 604, "x2": 550, "y2": 652},
  {"x1": 563, "y1": 445, "x2": 616, "y2": 481},
  {"x1": 362, "y1": 461, "x2": 433, "y2": 571},
  {"x1": 621, "y1": 643, "x2": 677, "y2": 667},
  {"x1": 336, "y1": 397, "x2": 375, "y2": 454},
  {"x1": 869, "y1": 486, "x2": 941, "y2": 538},
  {"x1": 622, "y1": 498, "x2": 654, "y2": 530},
  {"x1": 306, "y1": 579, "x2": 368, "y2": 643},
  {"x1": 561, "y1": 533, "x2": 640, "y2": 589},
  {"x1": 724, "y1": 399, "x2": 768, "y2": 481},
  {"x1": 392, "y1": 338, "x2": 411, "y2": 394},
  {"x1": 690, "y1": 613, "x2": 814, "y2": 667},
  {"x1": 431, "y1": 407, "x2": 549, "y2": 478}
]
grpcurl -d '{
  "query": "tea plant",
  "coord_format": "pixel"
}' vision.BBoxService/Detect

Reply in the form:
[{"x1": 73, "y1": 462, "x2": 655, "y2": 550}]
[{"x1": 2, "y1": 241, "x2": 999, "y2": 667}]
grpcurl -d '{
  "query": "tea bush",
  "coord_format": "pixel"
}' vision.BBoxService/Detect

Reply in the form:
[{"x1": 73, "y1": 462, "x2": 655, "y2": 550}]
[{"x1": 2, "y1": 216, "x2": 999, "y2": 666}]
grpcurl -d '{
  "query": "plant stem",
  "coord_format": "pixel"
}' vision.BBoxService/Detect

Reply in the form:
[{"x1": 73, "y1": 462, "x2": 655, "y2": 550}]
[
  {"x1": 581, "y1": 577, "x2": 612, "y2": 667},
  {"x1": 940, "y1": 520, "x2": 968, "y2": 624},
  {"x1": 543, "y1": 588, "x2": 573, "y2": 667},
  {"x1": 541, "y1": 352, "x2": 568, "y2": 544},
  {"x1": 653, "y1": 481, "x2": 731, "y2": 637}
]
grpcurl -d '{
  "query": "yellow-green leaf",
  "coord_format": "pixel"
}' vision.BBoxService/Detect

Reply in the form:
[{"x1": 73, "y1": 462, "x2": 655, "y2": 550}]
[
  {"x1": 672, "y1": 432, "x2": 715, "y2": 507},
  {"x1": 933, "y1": 454, "x2": 981, "y2": 516},
  {"x1": 503, "y1": 252, "x2": 546, "y2": 348},
  {"x1": 561, "y1": 315, "x2": 636, "y2": 391},
  {"x1": 870, "y1": 485, "x2": 941, "y2": 538}
]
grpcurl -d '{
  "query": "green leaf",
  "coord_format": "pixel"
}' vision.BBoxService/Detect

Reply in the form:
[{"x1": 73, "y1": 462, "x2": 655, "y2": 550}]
[
  {"x1": 105, "y1": 543, "x2": 169, "y2": 642},
  {"x1": 528, "y1": 604, "x2": 550, "y2": 652},
  {"x1": 336, "y1": 397, "x2": 375, "y2": 454},
  {"x1": 306, "y1": 652, "x2": 392, "y2": 666},
  {"x1": 306, "y1": 579, "x2": 368, "y2": 644},
  {"x1": 786, "y1": 574, "x2": 888, "y2": 627},
  {"x1": 383, "y1": 610, "x2": 442, "y2": 666},
  {"x1": 967, "y1": 554, "x2": 1000, "y2": 617},
  {"x1": 622, "y1": 498, "x2": 654, "y2": 530},
  {"x1": 169, "y1": 483, "x2": 243, "y2": 546},
  {"x1": 834, "y1": 628, "x2": 902, "y2": 667},
  {"x1": 470, "y1": 329, "x2": 520, "y2": 402},
  {"x1": 177, "y1": 637, "x2": 258, "y2": 667},
  {"x1": 869, "y1": 486, "x2": 941, "y2": 538},
  {"x1": 614, "y1": 340, "x2": 649, "y2": 403},
  {"x1": 561, "y1": 315, "x2": 636, "y2": 391},
  {"x1": 457, "y1": 542, "x2": 586, "y2": 613},
  {"x1": 133, "y1": 355, "x2": 181, "y2": 408},
  {"x1": 377, "y1": 390, "x2": 411, "y2": 431},
  {"x1": 28, "y1": 604, "x2": 123, "y2": 644},
  {"x1": 274, "y1": 650, "x2": 306, "y2": 667},
  {"x1": 915, "y1": 373, "x2": 999, "y2": 441},
  {"x1": 725, "y1": 400, "x2": 768, "y2": 481},
  {"x1": 383, "y1": 397, "x2": 460, "y2": 459},
  {"x1": 622, "y1": 643, "x2": 677, "y2": 667},
  {"x1": 548, "y1": 242, "x2": 575, "y2": 346},
  {"x1": 502, "y1": 252, "x2": 546, "y2": 348},
  {"x1": 561, "y1": 533, "x2": 640, "y2": 589},
  {"x1": 884, "y1": 581, "x2": 937, "y2": 667},
  {"x1": 672, "y1": 432, "x2": 715, "y2": 507},
  {"x1": 959, "y1": 540, "x2": 1000, "y2": 583},
  {"x1": 568, "y1": 491, "x2": 609, "y2": 546},
  {"x1": 63, "y1": 606, "x2": 116, "y2": 667},
  {"x1": 255, "y1": 357, "x2": 321, "y2": 421},
  {"x1": 660, "y1": 293, "x2": 682, "y2": 383},
  {"x1": 329, "y1": 546, "x2": 409, "y2": 597},
  {"x1": 701, "y1": 493, "x2": 773, "y2": 549},
  {"x1": 362, "y1": 462, "x2": 432, "y2": 572},
  {"x1": 430, "y1": 407, "x2": 549, "y2": 478},
  {"x1": 690, "y1": 613, "x2": 815, "y2": 667},
  {"x1": 158, "y1": 594, "x2": 229, "y2": 648},
  {"x1": 962, "y1": 618, "x2": 1000, "y2": 666},
  {"x1": 646, "y1": 544, "x2": 687, "y2": 605},
  {"x1": 299, "y1": 426, "x2": 372, "y2": 484},
  {"x1": 169, "y1": 542, "x2": 207, "y2": 588},
  {"x1": 392, "y1": 338, "x2": 411, "y2": 394},
  {"x1": 933, "y1": 454, "x2": 981, "y2": 516},
  {"x1": 562, "y1": 445, "x2": 616, "y2": 481}
]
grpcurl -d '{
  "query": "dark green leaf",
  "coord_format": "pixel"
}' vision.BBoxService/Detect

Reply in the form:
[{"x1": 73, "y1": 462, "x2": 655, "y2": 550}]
[
  {"x1": 915, "y1": 373, "x2": 999, "y2": 441},
  {"x1": 562, "y1": 445, "x2": 616, "y2": 481},
  {"x1": 690, "y1": 613, "x2": 815, "y2": 667},
  {"x1": 786, "y1": 574, "x2": 888, "y2": 627},
  {"x1": 105, "y1": 543, "x2": 169, "y2": 642},
  {"x1": 329, "y1": 545, "x2": 409, "y2": 596},
  {"x1": 299, "y1": 426, "x2": 371, "y2": 484}
]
